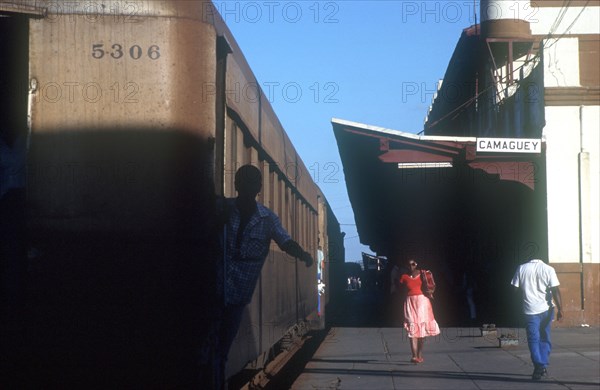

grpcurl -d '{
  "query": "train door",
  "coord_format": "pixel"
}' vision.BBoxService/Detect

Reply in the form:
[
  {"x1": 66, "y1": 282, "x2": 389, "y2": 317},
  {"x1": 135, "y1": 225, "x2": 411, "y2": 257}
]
[
  {"x1": 0, "y1": 12, "x2": 29, "y2": 386},
  {"x1": 0, "y1": 13, "x2": 28, "y2": 150}
]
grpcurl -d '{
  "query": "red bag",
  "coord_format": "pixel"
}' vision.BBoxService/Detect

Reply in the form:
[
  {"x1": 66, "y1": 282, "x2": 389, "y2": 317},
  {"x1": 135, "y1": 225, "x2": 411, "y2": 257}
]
[{"x1": 420, "y1": 270, "x2": 435, "y2": 300}]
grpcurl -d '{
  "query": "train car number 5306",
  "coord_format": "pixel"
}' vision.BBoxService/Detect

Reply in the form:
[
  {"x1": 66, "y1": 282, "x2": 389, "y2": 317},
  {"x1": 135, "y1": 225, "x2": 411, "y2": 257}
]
[{"x1": 92, "y1": 44, "x2": 161, "y2": 60}]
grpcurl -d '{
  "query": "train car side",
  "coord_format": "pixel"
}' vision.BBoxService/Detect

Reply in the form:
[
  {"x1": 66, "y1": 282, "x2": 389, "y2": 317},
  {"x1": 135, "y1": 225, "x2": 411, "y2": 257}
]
[
  {"x1": 212, "y1": 12, "x2": 328, "y2": 377},
  {"x1": 13, "y1": 2, "x2": 221, "y2": 387},
  {"x1": 1, "y1": 1, "x2": 343, "y2": 387}
]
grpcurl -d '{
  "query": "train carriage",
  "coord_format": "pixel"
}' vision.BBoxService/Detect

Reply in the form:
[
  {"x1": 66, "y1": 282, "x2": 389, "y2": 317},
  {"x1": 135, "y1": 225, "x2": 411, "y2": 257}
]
[{"x1": 0, "y1": 1, "x2": 343, "y2": 387}]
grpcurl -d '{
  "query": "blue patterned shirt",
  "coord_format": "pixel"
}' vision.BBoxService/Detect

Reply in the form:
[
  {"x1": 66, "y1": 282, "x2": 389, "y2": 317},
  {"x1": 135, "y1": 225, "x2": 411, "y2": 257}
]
[{"x1": 223, "y1": 198, "x2": 291, "y2": 305}]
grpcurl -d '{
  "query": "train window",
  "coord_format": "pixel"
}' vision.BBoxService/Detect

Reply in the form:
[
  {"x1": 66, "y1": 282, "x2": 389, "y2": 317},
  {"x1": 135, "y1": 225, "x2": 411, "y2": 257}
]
[
  {"x1": 293, "y1": 195, "x2": 299, "y2": 243},
  {"x1": 296, "y1": 194, "x2": 302, "y2": 244},
  {"x1": 307, "y1": 206, "x2": 312, "y2": 250},
  {"x1": 269, "y1": 169, "x2": 279, "y2": 214},
  {"x1": 269, "y1": 168, "x2": 276, "y2": 211},
  {"x1": 299, "y1": 201, "x2": 305, "y2": 248},
  {"x1": 224, "y1": 120, "x2": 236, "y2": 197},
  {"x1": 313, "y1": 212, "x2": 318, "y2": 253},
  {"x1": 305, "y1": 205, "x2": 309, "y2": 250},
  {"x1": 308, "y1": 209, "x2": 312, "y2": 250},
  {"x1": 279, "y1": 177, "x2": 285, "y2": 226},
  {"x1": 249, "y1": 147, "x2": 258, "y2": 168},
  {"x1": 235, "y1": 126, "x2": 246, "y2": 167},
  {"x1": 308, "y1": 210, "x2": 313, "y2": 253},
  {"x1": 258, "y1": 159, "x2": 267, "y2": 205},
  {"x1": 305, "y1": 205, "x2": 310, "y2": 250},
  {"x1": 295, "y1": 193, "x2": 300, "y2": 242},
  {"x1": 290, "y1": 191, "x2": 296, "y2": 239},
  {"x1": 303, "y1": 203, "x2": 308, "y2": 249},
  {"x1": 285, "y1": 186, "x2": 291, "y2": 232},
  {"x1": 312, "y1": 209, "x2": 316, "y2": 243},
  {"x1": 280, "y1": 182, "x2": 286, "y2": 230}
]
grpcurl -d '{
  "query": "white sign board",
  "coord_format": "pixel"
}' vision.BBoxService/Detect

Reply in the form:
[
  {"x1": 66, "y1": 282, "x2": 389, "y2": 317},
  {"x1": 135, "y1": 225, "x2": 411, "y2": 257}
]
[{"x1": 476, "y1": 138, "x2": 542, "y2": 153}]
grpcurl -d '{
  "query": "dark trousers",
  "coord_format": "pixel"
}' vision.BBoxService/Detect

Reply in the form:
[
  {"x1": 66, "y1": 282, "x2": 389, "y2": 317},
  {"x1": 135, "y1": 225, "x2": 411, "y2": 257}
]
[
  {"x1": 199, "y1": 303, "x2": 246, "y2": 390},
  {"x1": 214, "y1": 304, "x2": 246, "y2": 390}
]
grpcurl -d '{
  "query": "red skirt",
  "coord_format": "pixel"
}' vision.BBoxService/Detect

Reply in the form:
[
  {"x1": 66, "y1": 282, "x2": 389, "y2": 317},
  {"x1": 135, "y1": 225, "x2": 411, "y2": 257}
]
[{"x1": 403, "y1": 294, "x2": 440, "y2": 338}]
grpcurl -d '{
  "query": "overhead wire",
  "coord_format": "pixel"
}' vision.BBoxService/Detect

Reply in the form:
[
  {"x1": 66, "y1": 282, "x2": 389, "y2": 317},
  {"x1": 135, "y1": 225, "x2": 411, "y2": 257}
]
[
  {"x1": 547, "y1": 0, "x2": 571, "y2": 37},
  {"x1": 543, "y1": 0, "x2": 591, "y2": 50}
]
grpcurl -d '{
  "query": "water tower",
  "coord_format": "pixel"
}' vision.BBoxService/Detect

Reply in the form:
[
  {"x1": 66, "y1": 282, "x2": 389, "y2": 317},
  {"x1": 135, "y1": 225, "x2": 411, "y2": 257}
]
[
  {"x1": 480, "y1": 0, "x2": 532, "y2": 39},
  {"x1": 480, "y1": 0, "x2": 537, "y2": 87}
]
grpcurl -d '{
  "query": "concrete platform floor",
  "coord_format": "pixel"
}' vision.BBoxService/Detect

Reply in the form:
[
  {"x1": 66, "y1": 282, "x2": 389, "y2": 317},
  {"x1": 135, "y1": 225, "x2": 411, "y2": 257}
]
[{"x1": 290, "y1": 326, "x2": 599, "y2": 390}]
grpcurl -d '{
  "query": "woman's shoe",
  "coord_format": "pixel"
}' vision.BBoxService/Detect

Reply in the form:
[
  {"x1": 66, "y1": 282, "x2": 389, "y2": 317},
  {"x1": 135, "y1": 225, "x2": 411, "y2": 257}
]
[
  {"x1": 410, "y1": 357, "x2": 419, "y2": 363},
  {"x1": 416, "y1": 357, "x2": 424, "y2": 363}
]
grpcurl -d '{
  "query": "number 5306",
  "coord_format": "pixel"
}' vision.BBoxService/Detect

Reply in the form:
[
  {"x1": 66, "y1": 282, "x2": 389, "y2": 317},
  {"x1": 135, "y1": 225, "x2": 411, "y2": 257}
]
[{"x1": 92, "y1": 43, "x2": 161, "y2": 60}]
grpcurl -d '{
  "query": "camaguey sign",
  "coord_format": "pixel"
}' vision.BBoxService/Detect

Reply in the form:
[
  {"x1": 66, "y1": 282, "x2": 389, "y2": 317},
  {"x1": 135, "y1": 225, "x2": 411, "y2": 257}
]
[{"x1": 476, "y1": 138, "x2": 542, "y2": 153}]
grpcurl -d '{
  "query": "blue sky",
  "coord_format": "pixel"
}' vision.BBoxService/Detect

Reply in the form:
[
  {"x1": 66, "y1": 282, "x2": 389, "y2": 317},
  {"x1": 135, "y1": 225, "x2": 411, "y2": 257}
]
[{"x1": 218, "y1": 1, "x2": 479, "y2": 261}]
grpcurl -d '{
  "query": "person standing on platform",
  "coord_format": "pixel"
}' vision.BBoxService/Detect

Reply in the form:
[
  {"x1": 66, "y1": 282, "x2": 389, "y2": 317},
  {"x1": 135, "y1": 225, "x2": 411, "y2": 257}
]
[
  {"x1": 214, "y1": 164, "x2": 313, "y2": 390},
  {"x1": 399, "y1": 259, "x2": 440, "y2": 363},
  {"x1": 511, "y1": 258, "x2": 563, "y2": 381}
]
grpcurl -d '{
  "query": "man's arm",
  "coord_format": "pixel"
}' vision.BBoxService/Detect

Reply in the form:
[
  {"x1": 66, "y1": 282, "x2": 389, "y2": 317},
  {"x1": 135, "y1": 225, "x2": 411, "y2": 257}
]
[
  {"x1": 550, "y1": 286, "x2": 563, "y2": 321},
  {"x1": 268, "y1": 208, "x2": 313, "y2": 267},
  {"x1": 281, "y1": 240, "x2": 313, "y2": 267}
]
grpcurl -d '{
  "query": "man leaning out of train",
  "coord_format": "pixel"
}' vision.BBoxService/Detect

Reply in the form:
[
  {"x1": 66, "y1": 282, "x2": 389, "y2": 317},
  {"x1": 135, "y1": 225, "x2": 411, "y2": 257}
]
[{"x1": 213, "y1": 164, "x2": 313, "y2": 389}]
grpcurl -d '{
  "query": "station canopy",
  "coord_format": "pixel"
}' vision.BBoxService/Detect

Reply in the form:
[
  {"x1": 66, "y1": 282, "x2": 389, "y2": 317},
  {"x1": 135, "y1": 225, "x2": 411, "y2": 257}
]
[{"x1": 332, "y1": 118, "x2": 545, "y2": 257}]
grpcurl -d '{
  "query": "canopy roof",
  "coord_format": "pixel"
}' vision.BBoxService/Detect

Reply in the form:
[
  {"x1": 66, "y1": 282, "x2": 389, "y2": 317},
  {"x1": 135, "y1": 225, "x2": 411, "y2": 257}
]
[{"x1": 332, "y1": 118, "x2": 544, "y2": 255}]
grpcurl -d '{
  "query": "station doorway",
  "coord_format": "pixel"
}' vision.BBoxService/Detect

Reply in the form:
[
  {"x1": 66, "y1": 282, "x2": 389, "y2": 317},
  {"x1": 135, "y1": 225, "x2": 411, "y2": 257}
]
[{"x1": 408, "y1": 162, "x2": 548, "y2": 327}]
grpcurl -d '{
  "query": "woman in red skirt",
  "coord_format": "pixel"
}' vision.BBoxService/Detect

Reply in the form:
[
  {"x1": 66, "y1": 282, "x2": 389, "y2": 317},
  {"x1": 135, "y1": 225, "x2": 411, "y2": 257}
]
[{"x1": 399, "y1": 259, "x2": 440, "y2": 363}]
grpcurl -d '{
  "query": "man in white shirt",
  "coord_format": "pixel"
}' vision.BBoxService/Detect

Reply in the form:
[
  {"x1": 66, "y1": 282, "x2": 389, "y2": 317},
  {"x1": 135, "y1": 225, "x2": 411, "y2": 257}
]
[{"x1": 511, "y1": 259, "x2": 563, "y2": 381}]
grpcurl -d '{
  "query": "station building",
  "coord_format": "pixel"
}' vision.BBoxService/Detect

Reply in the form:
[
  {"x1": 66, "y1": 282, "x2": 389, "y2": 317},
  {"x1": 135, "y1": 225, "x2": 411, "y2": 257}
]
[{"x1": 333, "y1": 0, "x2": 599, "y2": 326}]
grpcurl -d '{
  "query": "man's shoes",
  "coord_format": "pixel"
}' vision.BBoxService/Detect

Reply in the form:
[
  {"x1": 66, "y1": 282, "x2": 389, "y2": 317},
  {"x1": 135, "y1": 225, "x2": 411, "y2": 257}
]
[{"x1": 532, "y1": 367, "x2": 548, "y2": 380}]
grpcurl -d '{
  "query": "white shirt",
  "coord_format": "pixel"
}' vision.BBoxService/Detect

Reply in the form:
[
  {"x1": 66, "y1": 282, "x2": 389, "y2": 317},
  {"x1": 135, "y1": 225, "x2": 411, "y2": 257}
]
[{"x1": 511, "y1": 259, "x2": 560, "y2": 315}]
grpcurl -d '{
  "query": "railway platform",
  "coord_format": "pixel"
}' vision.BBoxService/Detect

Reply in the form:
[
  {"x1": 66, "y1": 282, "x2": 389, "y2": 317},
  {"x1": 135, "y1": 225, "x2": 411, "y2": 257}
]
[
  {"x1": 287, "y1": 326, "x2": 599, "y2": 390},
  {"x1": 245, "y1": 287, "x2": 599, "y2": 390}
]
